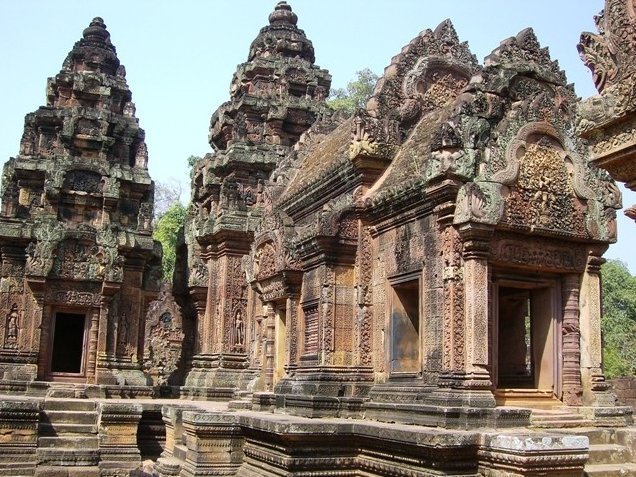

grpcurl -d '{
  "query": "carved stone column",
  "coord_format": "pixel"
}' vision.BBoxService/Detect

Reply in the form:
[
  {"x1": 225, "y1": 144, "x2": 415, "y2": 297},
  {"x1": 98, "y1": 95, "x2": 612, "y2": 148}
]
[
  {"x1": 263, "y1": 303, "x2": 276, "y2": 391},
  {"x1": 98, "y1": 402, "x2": 143, "y2": 476},
  {"x1": 35, "y1": 304, "x2": 52, "y2": 381},
  {"x1": 286, "y1": 296, "x2": 300, "y2": 371},
  {"x1": 579, "y1": 251, "x2": 614, "y2": 406},
  {"x1": 86, "y1": 307, "x2": 100, "y2": 383},
  {"x1": 561, "y1": 274, "x2": 583, "y2": 406},
  {"x1": 95, "y1": 283, "x2": 120, "y2": 385},
  {"x1": 184, "y1": 232, "x2": 254, "y2": 393},
  {"x1": 189, "y1": 286, "x2": 208, "y2": 355},
  {"x1": 27, "y1": 278, "x2": 47, "y2": 382}
]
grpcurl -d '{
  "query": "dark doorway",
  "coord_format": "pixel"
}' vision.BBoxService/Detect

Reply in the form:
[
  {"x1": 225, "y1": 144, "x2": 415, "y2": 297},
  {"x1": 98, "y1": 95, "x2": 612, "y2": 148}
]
[
  {"x1": 497, "y1": 288, "x2": 533, "y2": 388},
  {"x1": 390, "y1": 280, "x2": 420, "y2": 374},
  {"x1": 51, "y1": 312, "x2": 86, "y2": 374},
  {"x1": 495, "y1": 284, "x2": 558, "y2": 392}
]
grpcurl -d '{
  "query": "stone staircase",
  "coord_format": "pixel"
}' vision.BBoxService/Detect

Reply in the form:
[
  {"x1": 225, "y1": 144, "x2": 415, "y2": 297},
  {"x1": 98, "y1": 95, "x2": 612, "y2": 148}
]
[
  {"x1": 227, "y1": 390, "x2": 253, "y2": 410},
  {"x1": 530, "y1": 409, "x2": 636, "y2": 475},
  {"x1": 582, "y1": 427, "x2": 636, "y2": 477},
  {"x1": 530, "y1": 408, "x2": 594, "y2": 428},
  {"x1": 35, "y1": 398, "x2": 100, "y2": 477}
]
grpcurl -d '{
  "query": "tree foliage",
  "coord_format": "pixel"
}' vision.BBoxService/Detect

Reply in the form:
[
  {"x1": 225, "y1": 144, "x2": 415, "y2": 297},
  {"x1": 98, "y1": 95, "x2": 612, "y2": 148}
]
[
  {"x1": 187, "y1": 154, "x2": 202, "y2": 169},
  {"x1": 600, "y1": 259, "x2": 636, "y2": 378},
  {"x1": 327, "y1": 68, "x2": 379, "y2": 114},
  {"x1": 153, "y1": 201, "x2": 187, "y2": 281}
]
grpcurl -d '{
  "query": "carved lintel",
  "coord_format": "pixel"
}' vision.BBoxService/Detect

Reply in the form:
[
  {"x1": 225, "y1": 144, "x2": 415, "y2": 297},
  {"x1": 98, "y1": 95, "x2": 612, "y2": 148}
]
[{"x1": 256, "y1": 270, "x2": 303, "y2": 304}]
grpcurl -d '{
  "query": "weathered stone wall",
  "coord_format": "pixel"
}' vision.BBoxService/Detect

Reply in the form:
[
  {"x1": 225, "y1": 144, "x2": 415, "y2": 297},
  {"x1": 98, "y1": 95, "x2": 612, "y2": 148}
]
[{"x1": 610, "y1": 377, "x2": 636, "y2": 409}]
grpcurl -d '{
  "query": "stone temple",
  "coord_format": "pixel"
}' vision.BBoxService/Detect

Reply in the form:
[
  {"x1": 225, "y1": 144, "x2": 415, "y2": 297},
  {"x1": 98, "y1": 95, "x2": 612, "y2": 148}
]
[{"x1": 0, "y1": 1, "x2": 635, "y2": 476}]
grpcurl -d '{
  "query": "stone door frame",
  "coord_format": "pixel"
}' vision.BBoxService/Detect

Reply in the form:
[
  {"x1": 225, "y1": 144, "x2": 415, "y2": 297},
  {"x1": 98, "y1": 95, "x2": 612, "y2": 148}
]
[
  {"x1": 46, "y1": 307, "x2": 91, "y2": 382},
  {"x1": 491, "y1": 274, "x2": 563, "y2": 401}
]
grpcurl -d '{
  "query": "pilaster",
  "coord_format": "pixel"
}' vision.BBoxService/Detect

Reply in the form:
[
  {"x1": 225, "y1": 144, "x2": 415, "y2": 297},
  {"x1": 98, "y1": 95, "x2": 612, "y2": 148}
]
[
  {"x1": 434, "y1": 223, "x2": 495, "y2": 407},
  {"x1": 580, "y1": 251, "x2": 615, "y2": 406},
  {"x1": 561, "y1": 273, "x2": 583, "y2": 406}
]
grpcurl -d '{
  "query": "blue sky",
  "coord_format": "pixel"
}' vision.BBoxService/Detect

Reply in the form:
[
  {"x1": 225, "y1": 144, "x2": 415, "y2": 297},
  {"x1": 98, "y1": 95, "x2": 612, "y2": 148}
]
[{"x1": 1, "y1": 1, "x2": 634, "y2": 272}]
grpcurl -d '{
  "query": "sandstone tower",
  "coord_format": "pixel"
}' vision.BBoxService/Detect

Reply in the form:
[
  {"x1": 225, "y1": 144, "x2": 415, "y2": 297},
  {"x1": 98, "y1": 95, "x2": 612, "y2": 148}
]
[
  {"x1": 0, "y1": 17, "x2": 161, "y2": 387},
  {"x1": 178, "y1": 1, "x2": 331, "y2": 394}
]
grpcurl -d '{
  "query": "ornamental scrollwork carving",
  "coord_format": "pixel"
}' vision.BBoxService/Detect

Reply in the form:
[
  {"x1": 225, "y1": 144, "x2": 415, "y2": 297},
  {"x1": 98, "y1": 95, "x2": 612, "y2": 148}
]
[
  {"x1": 25, "y1": 220, "x2": 63, "y2": 276},
  {"x1": 454, "y1": 182, "x2": 504, "y2": 226}
]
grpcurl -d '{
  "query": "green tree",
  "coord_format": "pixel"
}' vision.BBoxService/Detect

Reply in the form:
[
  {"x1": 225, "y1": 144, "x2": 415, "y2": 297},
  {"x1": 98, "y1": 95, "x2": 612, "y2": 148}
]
[
  {"x1": 153, "y1": 201, "x2": 187, "y2": 281},
  {"x1": 600, "y1": 259, "x2": 636, "y2": 378},
  {"x1": 327, "y1": 68, "x2": 379, "y2": 114},
  {"x1": 187, "y1": 154, "x2": 202, "y2": 169},
  {"x1": 187, "y1": 154, "x2": 202, "y2": 180}
]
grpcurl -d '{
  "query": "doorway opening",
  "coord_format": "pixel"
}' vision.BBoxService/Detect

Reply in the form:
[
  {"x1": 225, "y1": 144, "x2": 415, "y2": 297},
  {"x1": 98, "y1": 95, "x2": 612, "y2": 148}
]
[
  {"x1": 495, "y1": 282, "x2": 560, "y2": 400},
  {"x1": 389, "y1": 279, "x2": 420, "y2": 375},
  {"x1": 50, "y1": 312, "x2": 87, "y2": 375}
]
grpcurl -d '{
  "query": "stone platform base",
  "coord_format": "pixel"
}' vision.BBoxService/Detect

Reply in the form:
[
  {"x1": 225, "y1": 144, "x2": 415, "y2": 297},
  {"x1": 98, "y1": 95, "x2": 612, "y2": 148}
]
[{"x1": 154, "y1": 408, "x2": 593, "y2": 477}]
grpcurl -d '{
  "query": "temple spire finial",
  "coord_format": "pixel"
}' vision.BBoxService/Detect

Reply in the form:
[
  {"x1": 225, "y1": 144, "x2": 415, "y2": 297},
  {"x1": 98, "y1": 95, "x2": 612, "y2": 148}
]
[
  {"x1": 269, "y1": 1, "x2": 298, "y2": 26},
  {"x1": 82, "y1": 16, "x2": 110, "y2": 44}
]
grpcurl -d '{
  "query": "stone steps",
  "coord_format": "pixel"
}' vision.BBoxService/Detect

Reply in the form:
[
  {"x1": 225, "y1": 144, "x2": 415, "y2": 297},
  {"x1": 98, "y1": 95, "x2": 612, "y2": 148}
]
[
  {"x1": 42, "y1": 399, "x2": 95, "y2": 412},
  {"x1": 228, "y1": 399, "x2": 253, "y2": 410},
  {"x1": 37, "y1": 399, "x2": 100, "y2": 468},
  {"x1": 39, "y1": 422, "x2": 98, "y2": 435},
  {"x1": 581, "y1": 427, "x2": 618, "y2": 445},
  {"x1": 584, "y1": 463, "x2": 636, "y2": 476},
  {"x1": 530, "y1": 409, "x2": 593, "y2": 428},
  {"x1": 38, "y1": 435, "x2": 98, "y2": 449},
  {"x1": 588, "y1": 443, "x2": 631, "y2": 465},
  {"x1": 41, "y1": 410, "x2": 98, "y2": 425}
]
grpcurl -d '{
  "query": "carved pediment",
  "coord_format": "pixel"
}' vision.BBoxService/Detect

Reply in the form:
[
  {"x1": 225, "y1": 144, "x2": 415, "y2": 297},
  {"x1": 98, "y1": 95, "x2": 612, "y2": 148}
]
[
  {"x1": 353, "y1": 20, "x2": 477, "y2": 162},
  {"x1": 455, "y1": 122, "x2": 620, "y2": 242}
]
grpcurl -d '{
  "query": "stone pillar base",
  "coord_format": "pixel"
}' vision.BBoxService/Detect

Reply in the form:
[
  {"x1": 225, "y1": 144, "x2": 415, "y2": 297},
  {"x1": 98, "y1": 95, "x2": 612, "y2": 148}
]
[
  {"x1": 180, "y1": 411, "x2": 244, "y2": 477},
  {"x1": 182, "y1": 353, "x2": 256, "y2": 396},
  {"x1": 273, "y1": 365, "x2": 374, "y2": 418},
  {"x1": 98, "y1": 402, "x2": 142, "y2": 476},
  {"x1": 0, "y1": 399, "x2": 39, "y2": 477},
  {"x1": 429, "y1": 374, "x2": 497, "y2": 408}
]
